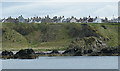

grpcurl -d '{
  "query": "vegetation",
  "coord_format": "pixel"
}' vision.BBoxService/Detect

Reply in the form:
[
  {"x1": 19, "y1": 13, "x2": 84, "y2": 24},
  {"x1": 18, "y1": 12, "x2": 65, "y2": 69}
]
[{"x1": 1, "y1": 23, "x2": 119, "y2": 52}]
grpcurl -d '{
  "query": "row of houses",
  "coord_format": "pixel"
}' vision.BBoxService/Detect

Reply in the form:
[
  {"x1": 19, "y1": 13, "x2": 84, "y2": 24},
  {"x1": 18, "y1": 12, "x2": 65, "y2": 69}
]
[{"x1": 0, "y1": 15, "x2": 119, "y2": 23}]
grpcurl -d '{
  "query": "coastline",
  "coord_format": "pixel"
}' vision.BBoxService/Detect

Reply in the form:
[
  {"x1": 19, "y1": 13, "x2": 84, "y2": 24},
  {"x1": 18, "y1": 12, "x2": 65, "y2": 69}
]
[
  {"x1": 0, "y1": 51, "x2": 65, "y2": 55},
  {"x1": 0, "y1": 49, "x2": 118, "y2": 60}
]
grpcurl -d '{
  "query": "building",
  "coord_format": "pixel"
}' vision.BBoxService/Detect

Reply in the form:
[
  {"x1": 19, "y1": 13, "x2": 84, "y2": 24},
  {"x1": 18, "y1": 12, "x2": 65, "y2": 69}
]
[
  {"x1": 93, "y1": 17, "x2": 103, "y2": 23},
  {"x1": 33, "y1": 16, "x2": 41, "y2": 23},
  {"x1": 52, "y1": 16, "x2": 58, "y2": 23},
  {"x1": 0, "y1": 18, "x2": 5, "y2": 23},
  {"x1": 82, "y1": 17, "x2": 88, "y2": 23},
  {"x1": 18, "y1": 15, "x2": 25, "y2": 23},
  {"x1": 87, "y1": 16, "x2": 93, "y2": 23},
  {"x1": 69, "y1": 16, "x2": 77, "y2": 23},
  {"x1": 86, "y1": 16, "x2": 103, "y2": 23},
  {"x1": 4, "y1": 16, "x2": 16, "y2": 23},
  {"x1": 34, "y1": 20, "x2": 41, "y2": 23},
  {"x1": 2, "y1": 15, "x2": 119, "y2": 24},
  {"x1": 27, "y1": 18, "x2": 33, "y2": 23},
  {"x1": 87, "y1": 18, "x2": 94, "y2": 23},
  {"x1": 58, "y1": 16, "x2": 67, "y2": 23}
]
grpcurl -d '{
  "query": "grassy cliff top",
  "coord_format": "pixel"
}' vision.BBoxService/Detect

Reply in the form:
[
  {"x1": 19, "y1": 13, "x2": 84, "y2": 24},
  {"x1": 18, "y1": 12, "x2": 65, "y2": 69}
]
[{"x1": 2, "y1": 23, "x2": 119, "y2": 51}]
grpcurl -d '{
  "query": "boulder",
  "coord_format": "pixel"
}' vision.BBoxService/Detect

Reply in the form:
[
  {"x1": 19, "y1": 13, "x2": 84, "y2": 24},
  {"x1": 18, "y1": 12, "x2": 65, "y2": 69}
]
[
  {"x1": 87, "y1": 49, "x2": 93, "y2": 54},
  {"x1": 100, "y1": 47, "x2": 118, "y2": 56},
  {"x1": 2, "y1": 50, "x2": 13, "y2": 56},
  {"x1": 16, "y1": 49, "x2": 35, "y2": 56},
  {"x1": 14, "y1": 49, "x2": 37, "y2": 59}
]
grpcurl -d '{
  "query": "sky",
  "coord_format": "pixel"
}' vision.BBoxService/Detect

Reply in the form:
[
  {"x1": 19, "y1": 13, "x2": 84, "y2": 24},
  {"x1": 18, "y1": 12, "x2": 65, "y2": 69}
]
[{"x1": 1, "y1": 0, "x2": 120, "y2": 19}]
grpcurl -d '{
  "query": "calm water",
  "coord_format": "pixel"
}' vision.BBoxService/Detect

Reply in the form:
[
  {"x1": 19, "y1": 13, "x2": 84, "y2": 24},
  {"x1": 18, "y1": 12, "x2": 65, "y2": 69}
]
[{"x1": 2, "y1": 56, "x2": 118, "y2": 69}]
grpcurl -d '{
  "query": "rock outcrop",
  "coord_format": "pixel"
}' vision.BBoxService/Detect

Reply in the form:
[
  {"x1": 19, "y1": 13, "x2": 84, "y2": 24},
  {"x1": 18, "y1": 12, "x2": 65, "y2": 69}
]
[
  {"x1": 63, "y1": 36, "x2": 112, "y2": 56},
  {"x1": 14, "y1": 49, "x2": 37, "y2": 59},
  {"x1": 2, "y1": 50, "x2": 13, "y2": 56}
]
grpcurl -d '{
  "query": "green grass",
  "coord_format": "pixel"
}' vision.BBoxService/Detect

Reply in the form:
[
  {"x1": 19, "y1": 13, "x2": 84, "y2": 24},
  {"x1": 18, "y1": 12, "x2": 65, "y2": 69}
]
[
  {"x1": 2, "y1": 25, "x2": 28, "y2": 51},
  {"x1": 2, "y1": 23, "x2": 119, "y2": 51},
  {"x1": 89, "y1": 24, "x2": 118, "y2": 47}
]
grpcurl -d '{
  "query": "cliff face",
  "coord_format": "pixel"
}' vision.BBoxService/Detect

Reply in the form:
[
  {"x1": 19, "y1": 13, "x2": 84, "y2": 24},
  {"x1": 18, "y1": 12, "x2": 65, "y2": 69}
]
[{"x1": 2, "y1": 23, "x2": 118, "y2": 51}]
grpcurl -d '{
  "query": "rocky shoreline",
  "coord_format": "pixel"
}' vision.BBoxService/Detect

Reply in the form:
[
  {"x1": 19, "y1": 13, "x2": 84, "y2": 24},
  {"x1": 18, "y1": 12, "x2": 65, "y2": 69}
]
[{"x1": 0, "y1": 47, "x2": 118, "y2": 59}]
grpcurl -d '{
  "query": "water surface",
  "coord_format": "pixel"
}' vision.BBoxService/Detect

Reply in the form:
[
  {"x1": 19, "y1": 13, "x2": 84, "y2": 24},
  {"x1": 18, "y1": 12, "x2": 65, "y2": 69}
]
[{"x1": 2, "y1": 56, "x2": 118, "y2": 69}]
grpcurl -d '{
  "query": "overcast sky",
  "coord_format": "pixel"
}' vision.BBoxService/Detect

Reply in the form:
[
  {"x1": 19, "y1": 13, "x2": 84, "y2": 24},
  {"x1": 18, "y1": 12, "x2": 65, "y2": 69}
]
[{"x1": 1, "y1": 0, "x2": 119, "y2": 19}]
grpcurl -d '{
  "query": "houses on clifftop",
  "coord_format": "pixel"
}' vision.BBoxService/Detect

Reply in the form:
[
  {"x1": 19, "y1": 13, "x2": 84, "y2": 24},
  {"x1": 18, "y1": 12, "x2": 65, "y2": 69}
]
[{"x1": 0, "y1": 15, "x2": 119, "y2": 23}]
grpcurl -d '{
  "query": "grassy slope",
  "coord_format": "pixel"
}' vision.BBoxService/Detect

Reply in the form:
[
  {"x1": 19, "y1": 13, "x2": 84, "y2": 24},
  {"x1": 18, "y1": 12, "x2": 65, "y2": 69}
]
[
  {"x1": 2, "y1": 23, "x2": 28, "y2": 51},
  {"x1": 89, "y1": 23, "x2": 118, "y2": 47},
  {"x1": 2, "y1": 23, "x2": 119, "y2": 51}
]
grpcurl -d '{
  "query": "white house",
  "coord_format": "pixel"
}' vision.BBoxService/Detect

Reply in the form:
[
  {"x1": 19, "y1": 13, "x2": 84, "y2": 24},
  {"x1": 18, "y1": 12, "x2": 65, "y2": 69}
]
[
  {"x1": 28, "y1": 18, "x2": 33, "y2": 23},
  {"x1": 34, "y1": 20, "x2": 41, "y2": 23},
  {"x1": 18, "y1": 15, "x2": 25, "y2": 23},
  {"x1": 81, "y1": 17, "x2": 88, "y2": 23},
  {"x1": 61, "y1": 18, "x2": 67, "y2": 23},
  {"x1": 86, "y1": 16, "x2": 103, "y2": 23},
  {"x1": 93, "y1": 17, "x2": 103, "y2": 23},
  {"x1": 58, "y1": 16, "x2": 67, "y2": 23},
  {"x1": 34, "y1": 16, "x2": 41, "y2": 23},
  {"x1": 69, "y1": 17, "x2": 77, "y2": 23},
  {"x1": 0, "y1": 18, "x2": 5, "y2": 23}
]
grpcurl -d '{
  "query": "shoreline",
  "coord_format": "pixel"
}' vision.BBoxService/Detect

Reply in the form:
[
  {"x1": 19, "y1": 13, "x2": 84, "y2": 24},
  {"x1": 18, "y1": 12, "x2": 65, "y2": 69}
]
[
  {"x1": 0, "y1": 48, "x2": 118, "y2": 59},
  {"x1": 0, "y1": 51, "x2": 65, "y2": 55}
]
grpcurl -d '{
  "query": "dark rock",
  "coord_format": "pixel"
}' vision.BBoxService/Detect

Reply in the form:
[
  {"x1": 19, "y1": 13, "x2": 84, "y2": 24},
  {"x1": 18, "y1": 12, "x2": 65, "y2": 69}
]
[
  {"x1": 100, "y1": 47, "x2": 118, "y2": 55},
  {"x1": 16, "y1": 49, "x2": 35, "y2": 56},
  {"x1": 88, "y1": 49, "x2": 93, "y2": 54},
  {"x1": 74, "y1": 49, "x2": 82, "y2": 56},
  {"x1": 2, "y1": 50, "x2": 13, "y2": 56},
  {"x1": 64, "y1": 36, "x2": 109, "y2": 56},
  {"x1": 83, "y1": 50, "x2": 88, "y2": 54},
  {"x1": 101, "y1": 25, "x2": 107, "y2": 29},
  {"x1": 112, "y1": 48, "x2": 118, "y2": 54},
  {"x1": 14, "y1": 49, "x2": 37, "y2": 59},
  {"x1": 101, "y1": 48, "x2": 112, "y2": 54}
]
